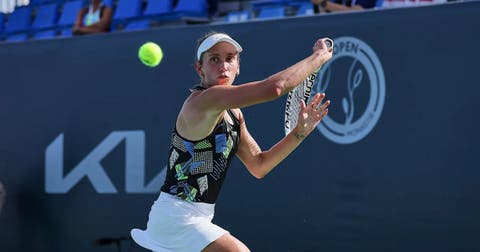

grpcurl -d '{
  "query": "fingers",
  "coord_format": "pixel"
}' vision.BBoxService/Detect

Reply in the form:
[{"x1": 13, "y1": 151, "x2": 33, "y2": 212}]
[
  {"x1": 301, "y1": 99, "x2": 306, "y2": 110},
  {"x1": 308, "y1": 93, "x2": 330, "y2": 115},
  {"x1": 320, "y1": 106, "x2": 329, "y2": 118},
  {"x1": 309, "y1": 93, "x2": 326, "y2": 108},
  {"x1": 318, "y1": 99, "x2": 330, "y2": 112},
  {"x1": 297, "y1": 94, "x2": 330, "y2": 135}
]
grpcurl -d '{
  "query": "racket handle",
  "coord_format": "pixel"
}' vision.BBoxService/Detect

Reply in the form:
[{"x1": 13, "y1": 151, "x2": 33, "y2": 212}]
[{"x1": 325, "y1": 38, "x2": 334, "y2": 48}]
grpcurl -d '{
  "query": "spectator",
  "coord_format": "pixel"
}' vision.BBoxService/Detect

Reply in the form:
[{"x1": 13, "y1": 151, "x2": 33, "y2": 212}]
[
  {"x1": 73, "y1": 0, "x2": 113, "y2": 36},
  {"x1": 311, "y1": 0, "x2": 378, "y2": 13}
]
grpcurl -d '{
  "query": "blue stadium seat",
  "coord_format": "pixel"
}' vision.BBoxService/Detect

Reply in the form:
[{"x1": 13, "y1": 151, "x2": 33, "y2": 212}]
[
  {"x1": 4, "y1": 7, "x2": 32, "y2": 34},
  {"x1": 257, "y1": 6, "x2": 285, "y2": 19},
  {"x1": 295, "y1": 2, "x2": 314, "y2": 16},
  {"x1": 226, "y1": 11, "x2": 251, "y2": 23},
  {"x1": 57, "y1": 0, "x2": 84, "y2": 28},
  {"x1": 139, "y1": 0, "x2": 208, "y2": 25},
  {"x1": 124, "y1": 20, "x2": 151, "y2": 31},
  {"x1": 103, "y1": 0, "x2": 114, "y2": 8},
  {"x1": 0, "y1": 13, "x2": 4, "y2": 33},
  {"x1": 173, "y1": 0, "x2": 208, "y2": 17},
  {"x1": 30, "y1": 0, "x2": 54, "y2": 6},
  {"x1": 252, "y1": 0, "x2": 289, "y2": 9},
  {"x1": 112, "y1": 0, "x2": 143, "y2": 20},
  {"x1": 6, "y1": 33, "x2": 28, "y2": 42},
  {"x1": 144, "y1": 0, "x2": 175, "y2": 16},
  {"x1": 33, "y1": 29, "x2": 57, "y2": 40},
  {"x1": 31, "y1": 3, "x2": 59, "y2": 30}
]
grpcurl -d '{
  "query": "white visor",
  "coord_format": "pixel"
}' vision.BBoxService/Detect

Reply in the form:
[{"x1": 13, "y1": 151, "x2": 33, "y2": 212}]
[{"x1": 197, "y1": 33, "x2": 243, "y2": 61}]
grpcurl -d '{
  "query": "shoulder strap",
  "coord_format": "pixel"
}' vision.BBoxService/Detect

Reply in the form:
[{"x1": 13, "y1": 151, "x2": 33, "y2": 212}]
[{"x1": 226, "y1": 109, "x2": 240, "y2": 127}]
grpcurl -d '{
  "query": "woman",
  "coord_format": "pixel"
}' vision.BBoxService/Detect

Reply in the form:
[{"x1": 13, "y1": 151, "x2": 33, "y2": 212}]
[
  {"x1": 72, "y1": 0, "x2": 112, "y2": 36},
  {"x1": 131, "y1": 31, "x2": 333, "y2": 252}
]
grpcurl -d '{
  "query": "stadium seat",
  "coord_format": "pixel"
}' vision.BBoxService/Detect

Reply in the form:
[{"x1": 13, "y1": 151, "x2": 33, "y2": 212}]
[
  {"x1": 57, "y1": 0, "x2": 83, "y2": 28},
  {"x1": 226, "y1": 10, "x2": 251, "y2": 22},
  {"x1": 4, "y1": 7, "x2": 32, "y2": 34},
  {"x1": 139, "y1": 0, "x2": 209, "y2": 25},
  {"x1": 6, "y1": 33, "x2": 28, "y2": 42},
  {"x1": 103, "y1": 0, "x2": 114, "y2": 8},
  {"x1": 29, "y1": 0, "x2": 53, "y2": 6},
  {"x1": 33, "y1": 29, "x2": 57, "y2": 40},
  {"x1": 31, "y1": 3, "x2": 59, "y2": 30},
  {"x1": 0, "y1": 13, "x2": 4, "y2": 33},
  {"x1": 173, "y1": 0, "x2": 208, "y2": 17},
  {"x1": 375, "y1": 0, "x2": 384, "y2": 7},
  {"x1": 252, "y1": 0, "x2": 289, "y2": 9},
  {"x1": 257, "y1": 6, "x2": 285, "y2": 19},
  {"x1": 112, "y1": 0, "x2": 143, "y2": 20},
  {"x1": 124, "y1": 20, "x2": 151, "y2": 31},
  {"x1": 144, "y1": 0, "x2": 175, "y2": 16},
  {"x1": 295, "y1": 2, "x2": 314, "y2": 16}
]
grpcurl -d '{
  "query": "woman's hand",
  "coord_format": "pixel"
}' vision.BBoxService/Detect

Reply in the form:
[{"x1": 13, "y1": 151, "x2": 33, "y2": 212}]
[
  {"x1": 293, "y1": 93, "x2": 330, "y2": 139},
  {"x1": 311, "y1": 38, "x2": 334, "y2": 69},
  {"x1": 313, "y1": 38, "x2": 334, "y2": 53}
]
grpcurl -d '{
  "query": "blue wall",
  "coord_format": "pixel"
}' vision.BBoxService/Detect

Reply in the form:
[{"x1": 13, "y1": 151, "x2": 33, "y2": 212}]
[{"x1": 0, "y1": 2, "x2": 479, "y2": 251}]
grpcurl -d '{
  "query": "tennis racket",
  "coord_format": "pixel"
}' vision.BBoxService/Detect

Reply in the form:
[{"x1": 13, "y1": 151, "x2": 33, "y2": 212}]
[{"x1": 284, "y1": 38, "x2": 333, "y2": 135}]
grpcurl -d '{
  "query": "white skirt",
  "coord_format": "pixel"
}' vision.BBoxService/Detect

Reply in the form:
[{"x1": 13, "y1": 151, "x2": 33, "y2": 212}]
[{"x1": 131, "y1": 193, "x2": 228, "y2": 252}]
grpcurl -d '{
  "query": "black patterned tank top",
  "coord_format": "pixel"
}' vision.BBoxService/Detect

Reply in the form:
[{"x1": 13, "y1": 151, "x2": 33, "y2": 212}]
[{"x1": 160, "y1": 109, "x2": 241, "y2": 204}]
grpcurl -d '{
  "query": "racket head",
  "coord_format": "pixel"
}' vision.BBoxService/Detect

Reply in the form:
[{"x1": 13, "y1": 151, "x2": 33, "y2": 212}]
[
  {"x1": 284, "y1": 72, "x2": 317, "y2": 135},
  {"x1": 284, "y1": 38, "x2": 333, "y2": 135}
]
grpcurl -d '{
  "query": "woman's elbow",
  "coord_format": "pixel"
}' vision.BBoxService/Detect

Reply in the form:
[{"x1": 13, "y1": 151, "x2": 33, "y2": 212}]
[
  {"x1": 251, "y1": 171, "x2": 266, "y2": 180},
  {"x1": 262, "y1": 77, "x2": 286, "y2": 99},
  {"x1": 248, "y1": 165, "x2": 268, "y2": 179},
  {"x1": 268, "y1": 81, "x2": 286, "y2": 100}
]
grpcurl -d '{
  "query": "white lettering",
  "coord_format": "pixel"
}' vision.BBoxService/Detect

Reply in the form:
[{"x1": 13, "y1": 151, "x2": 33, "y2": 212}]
[{"x1": 45, "y1": 131, "x2": 165, "y2": 194}]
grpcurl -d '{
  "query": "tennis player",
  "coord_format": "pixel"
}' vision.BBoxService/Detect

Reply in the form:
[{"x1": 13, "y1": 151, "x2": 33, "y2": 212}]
[{"x1": 131, "y1": 31, "x2": 333, "y2": 252}]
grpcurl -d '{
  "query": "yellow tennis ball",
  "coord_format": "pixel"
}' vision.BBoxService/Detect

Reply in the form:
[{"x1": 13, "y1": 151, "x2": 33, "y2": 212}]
[{"x1": 138, "y1": 42, "x2": 163, "y2": 67}]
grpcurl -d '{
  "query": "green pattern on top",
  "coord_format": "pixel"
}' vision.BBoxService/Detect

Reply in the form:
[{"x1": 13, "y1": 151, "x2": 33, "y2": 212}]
[
  {"x1": 195, "y1": 139, "x2": 212, "y2": 149},
  {"x1": 186, "y1": 187, "x2": 198, "y2": 202},
  {"x1": 223, "y1": 137, "x2": 233, "y2": 158},
  {"x1": 175, "y1": 164, "x2": 188, "y2": 180}
]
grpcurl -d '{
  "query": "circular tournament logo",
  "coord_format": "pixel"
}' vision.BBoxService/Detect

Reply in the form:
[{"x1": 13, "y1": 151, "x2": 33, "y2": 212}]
[{"x1": 314, "y1": 37, "x2": 385, "y2": 144}]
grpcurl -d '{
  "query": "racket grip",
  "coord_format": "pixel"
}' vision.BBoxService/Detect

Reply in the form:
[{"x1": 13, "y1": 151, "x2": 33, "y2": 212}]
[{"x1": 325, "y1": 38, "x2": 334, "y2": 48}]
